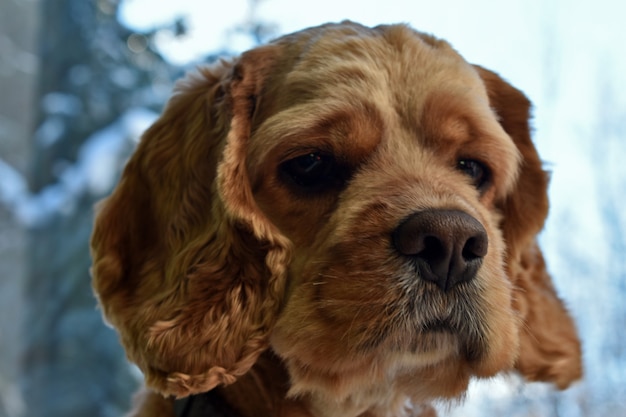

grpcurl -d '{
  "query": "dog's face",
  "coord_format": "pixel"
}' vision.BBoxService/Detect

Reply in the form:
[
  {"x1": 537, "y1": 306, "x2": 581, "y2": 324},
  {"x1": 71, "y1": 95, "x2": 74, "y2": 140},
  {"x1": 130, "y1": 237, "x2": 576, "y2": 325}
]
[
  {"x1": 91, "y1": 22, "x2": 581, "y2": 416},
  {"x1": 250, "y1": 25, "x2": 521, "y2": 403}
]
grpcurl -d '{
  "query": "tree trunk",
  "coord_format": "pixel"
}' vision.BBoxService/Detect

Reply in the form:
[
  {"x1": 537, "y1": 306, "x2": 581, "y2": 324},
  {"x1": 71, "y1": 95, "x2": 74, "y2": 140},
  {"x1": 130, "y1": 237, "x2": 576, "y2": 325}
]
[{"x1": 20, "y1": 1, "x2": 141, "y2": 415}]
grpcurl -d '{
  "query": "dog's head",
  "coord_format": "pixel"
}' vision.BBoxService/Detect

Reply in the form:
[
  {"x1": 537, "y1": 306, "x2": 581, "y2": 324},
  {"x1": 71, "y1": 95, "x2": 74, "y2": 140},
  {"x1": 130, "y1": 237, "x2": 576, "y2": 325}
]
[{"x1": 91, "y1": 22, "x2": 581, "y2": 415}]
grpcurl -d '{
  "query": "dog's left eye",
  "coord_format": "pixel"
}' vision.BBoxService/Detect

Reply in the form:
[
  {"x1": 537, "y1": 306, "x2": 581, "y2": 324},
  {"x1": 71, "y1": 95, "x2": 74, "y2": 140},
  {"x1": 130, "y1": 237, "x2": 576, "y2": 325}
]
[
  {"x1": 280, "y1": 152, "x2": 345, "y2": 191},
  {"x1": 457, "y1": 159, "x2": 490, "y2": 190}
]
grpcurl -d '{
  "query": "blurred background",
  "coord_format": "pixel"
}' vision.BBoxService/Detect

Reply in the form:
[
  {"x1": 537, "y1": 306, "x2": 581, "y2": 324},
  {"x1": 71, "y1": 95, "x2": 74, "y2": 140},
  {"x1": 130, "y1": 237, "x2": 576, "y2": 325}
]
[{"x1": 0, "y1": 0, "x2": 624, "y2": 416}]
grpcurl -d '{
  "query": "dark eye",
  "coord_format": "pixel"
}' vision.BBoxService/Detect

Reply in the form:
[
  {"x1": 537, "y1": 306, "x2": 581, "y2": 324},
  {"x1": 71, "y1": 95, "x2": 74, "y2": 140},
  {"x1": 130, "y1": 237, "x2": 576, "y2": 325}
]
[
  {"x1": 280, "y1": 152, "x2": 345, "y2": 191},
  {"x1": 457, "y1": 159, "x2": 490, "y2": 190}
]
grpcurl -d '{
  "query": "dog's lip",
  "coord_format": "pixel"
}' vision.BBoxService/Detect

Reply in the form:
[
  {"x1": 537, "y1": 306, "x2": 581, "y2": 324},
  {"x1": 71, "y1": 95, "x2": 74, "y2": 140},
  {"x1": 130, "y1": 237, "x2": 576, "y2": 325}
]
[{"x1": 420, "y1": 318, "x2": 455, "y2": 333}]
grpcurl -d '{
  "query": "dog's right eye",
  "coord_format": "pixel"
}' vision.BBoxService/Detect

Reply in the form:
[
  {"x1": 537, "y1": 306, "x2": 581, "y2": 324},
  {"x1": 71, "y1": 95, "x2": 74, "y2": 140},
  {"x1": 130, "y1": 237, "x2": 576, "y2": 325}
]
[
  {"x1": 457, "y1": 159, "x2": 491, "y2": 191},
  {"x1": 280, "y1": 152, "x2": 345, "y2": 191}
]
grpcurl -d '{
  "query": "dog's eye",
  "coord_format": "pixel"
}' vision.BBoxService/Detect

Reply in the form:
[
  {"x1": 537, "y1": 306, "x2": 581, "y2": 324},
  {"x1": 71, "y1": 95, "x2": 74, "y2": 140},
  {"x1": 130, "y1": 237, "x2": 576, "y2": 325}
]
[
  {"x1": 280, "y1": 152, "x2": 344, "y2": 191},
  {"x1": 457, "y1": 159, "x2": 490, "y2": 190}
]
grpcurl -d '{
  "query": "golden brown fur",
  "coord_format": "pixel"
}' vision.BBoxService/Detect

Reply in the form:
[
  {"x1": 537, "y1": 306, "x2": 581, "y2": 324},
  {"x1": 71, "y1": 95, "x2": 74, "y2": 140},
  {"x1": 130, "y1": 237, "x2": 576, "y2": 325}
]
[{"x1": 91, "y1": 22, "x2": 582, "y2": 417}]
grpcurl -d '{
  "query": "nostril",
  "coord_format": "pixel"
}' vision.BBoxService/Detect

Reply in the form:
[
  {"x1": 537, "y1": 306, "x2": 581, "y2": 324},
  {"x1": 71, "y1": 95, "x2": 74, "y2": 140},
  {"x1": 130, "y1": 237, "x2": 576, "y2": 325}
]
[
  {"x1": 462, "y1": 235, "x2": 488, "y2": 261},
  {"x1": 422, "y1": 235, "x2": 446, "y2": 259}
]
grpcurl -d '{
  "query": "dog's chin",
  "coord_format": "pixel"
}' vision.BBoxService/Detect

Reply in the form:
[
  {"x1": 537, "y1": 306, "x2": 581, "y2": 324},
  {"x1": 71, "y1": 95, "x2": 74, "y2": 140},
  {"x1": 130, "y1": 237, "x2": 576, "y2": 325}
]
[
  {"x1": 271, "y1": 262, "x2": 519, "y2": 415},
  {"x1": 272, "y1": 299, "x2": 518, "y2": 415},
  {"x1": 383, "y1": 330, "x2": 468, "y2": 374},
  {"x1": 416, "y1": 319, "x2": 487, "y2": 364},
  {"x1": 272, "y1": 321, "x2": 476, "y2": 399},
  {"x1": 273, "y1": 330, "x2": 474, "y2": 417}
]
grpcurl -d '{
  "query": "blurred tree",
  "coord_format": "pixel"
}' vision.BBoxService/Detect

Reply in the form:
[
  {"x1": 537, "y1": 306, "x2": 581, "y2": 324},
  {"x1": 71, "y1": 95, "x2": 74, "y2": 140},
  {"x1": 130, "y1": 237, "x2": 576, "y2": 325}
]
[
  {"x1": 14, "y1": 0, "x2": 276, "y2": 415},
  {"x1": 20, "y1": 0, "x2": 177, "y2": 416},
  {"x1": 0, "y1": 1, "x2": 37, "y2": 416}
]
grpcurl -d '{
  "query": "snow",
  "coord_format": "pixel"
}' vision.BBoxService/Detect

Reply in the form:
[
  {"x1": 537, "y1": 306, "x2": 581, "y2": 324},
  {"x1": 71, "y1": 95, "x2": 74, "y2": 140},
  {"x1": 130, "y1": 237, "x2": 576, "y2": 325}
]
[
  {"x1": 34, "y1": 116, "x2": 66, "y2": 147},
  {"x1": 0, "y1": 159, "x2": 29, "y2": 210},
  {"x1": 110, "y1": 66, "x2": 139, "y2": 88},
  {"x1": 41, "y1": 92, "x2": 83, "y2": 116},
  {"x1": 78, "y1": 107, "x2": 156, "y2": 194},
  {"x1": 0, "y1": 107, "x2": 157, "y2": 227}
]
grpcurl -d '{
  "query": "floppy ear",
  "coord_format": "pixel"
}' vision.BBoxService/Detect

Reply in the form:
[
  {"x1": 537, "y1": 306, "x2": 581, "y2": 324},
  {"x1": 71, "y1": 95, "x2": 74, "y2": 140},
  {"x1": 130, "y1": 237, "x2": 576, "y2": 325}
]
[
  {"x1": 91, "y1": 46, "x2": 291, "y2": 398},
  {"x1": 474, "y1": 66, "x2": 582, "y2": 388},
  {"x1": 512, "y1": 242, "x2": 582, "y2": 388}
]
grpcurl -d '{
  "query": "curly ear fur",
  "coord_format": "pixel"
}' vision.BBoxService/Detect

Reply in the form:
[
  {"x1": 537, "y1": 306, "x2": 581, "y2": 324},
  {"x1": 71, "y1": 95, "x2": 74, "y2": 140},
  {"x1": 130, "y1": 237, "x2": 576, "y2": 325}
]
[
  {"x1": 91, "y1": 46, "x2": 291, "y2": 398},
  {"x1": 473, "y1": 65, "x2": 549, "y2": 256},
  {"x1": 475, "y1": 65, "x2": 582, "y2": 388},
  {"x1": 512, "y1": 243, "x2": 582, "y2": 388}
]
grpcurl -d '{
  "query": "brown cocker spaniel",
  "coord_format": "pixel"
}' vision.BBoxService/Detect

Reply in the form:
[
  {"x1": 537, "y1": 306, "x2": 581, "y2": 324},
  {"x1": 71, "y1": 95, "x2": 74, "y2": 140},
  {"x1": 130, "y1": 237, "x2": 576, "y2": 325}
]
[{"x1": 91, "y1": 21, "x2": 582, "y2": 417}]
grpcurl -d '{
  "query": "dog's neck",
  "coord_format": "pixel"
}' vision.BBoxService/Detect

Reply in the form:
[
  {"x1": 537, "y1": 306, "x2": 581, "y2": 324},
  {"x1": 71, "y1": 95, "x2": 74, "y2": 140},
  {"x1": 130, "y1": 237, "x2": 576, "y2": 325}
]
[
  {"x1": 218, "y1": 351, "x2": 311, "y2": 417},
  {"x1": 217, "y1": 351, "x2": 437, "y2": 417}
]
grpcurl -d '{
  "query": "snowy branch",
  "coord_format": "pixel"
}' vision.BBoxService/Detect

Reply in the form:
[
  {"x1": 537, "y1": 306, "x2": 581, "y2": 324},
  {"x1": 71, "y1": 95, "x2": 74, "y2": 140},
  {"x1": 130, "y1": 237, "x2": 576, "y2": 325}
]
[{"x1": 0, "y1": 108, "x2": 157, "y2": 228}]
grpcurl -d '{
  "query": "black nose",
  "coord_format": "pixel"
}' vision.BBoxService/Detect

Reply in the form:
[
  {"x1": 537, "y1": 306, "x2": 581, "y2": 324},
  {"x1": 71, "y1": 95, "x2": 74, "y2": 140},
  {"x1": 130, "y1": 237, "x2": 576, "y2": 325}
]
[{"x1": 392, "y1": 209, "x2": 488, "y2": 291}]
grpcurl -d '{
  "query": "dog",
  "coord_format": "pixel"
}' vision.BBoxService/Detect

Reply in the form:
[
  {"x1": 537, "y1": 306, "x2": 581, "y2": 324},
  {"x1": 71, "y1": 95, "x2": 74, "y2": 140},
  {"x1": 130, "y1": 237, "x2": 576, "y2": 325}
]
[{"x1": 91, "y1": 21, "x2": 582, "y2": 417}]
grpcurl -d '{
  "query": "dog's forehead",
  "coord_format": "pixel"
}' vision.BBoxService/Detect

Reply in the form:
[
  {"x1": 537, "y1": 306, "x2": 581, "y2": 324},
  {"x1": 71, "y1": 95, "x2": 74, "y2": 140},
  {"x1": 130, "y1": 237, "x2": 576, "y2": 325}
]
[
  {"x1": 248, "y1": 23, "x2": 506, "y2": 166},
  {"x1": 247, "y1": 22, "x2": 496, "y2": 151},
  {"x1": 268, "y1": 22, "x2": 487, "y2": 114}
]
